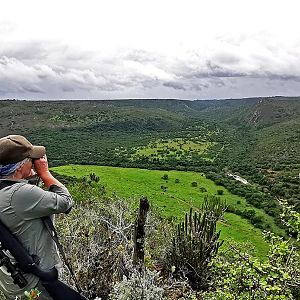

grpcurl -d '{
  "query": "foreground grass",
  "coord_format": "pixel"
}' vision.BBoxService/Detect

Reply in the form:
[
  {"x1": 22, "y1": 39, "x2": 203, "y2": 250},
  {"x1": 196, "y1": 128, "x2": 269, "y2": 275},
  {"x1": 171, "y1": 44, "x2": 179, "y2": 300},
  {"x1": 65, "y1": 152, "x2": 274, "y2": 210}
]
[{"x1": 51, "y1": 165, "x2": 276, "y2": 256}]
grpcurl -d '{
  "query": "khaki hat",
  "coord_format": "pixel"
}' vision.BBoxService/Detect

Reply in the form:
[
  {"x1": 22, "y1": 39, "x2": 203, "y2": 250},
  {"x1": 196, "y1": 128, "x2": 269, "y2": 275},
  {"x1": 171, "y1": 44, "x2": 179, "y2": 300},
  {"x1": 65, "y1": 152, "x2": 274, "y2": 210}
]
[{"x1": 0, "y1": 135, "x2": 46, "y2": 165}]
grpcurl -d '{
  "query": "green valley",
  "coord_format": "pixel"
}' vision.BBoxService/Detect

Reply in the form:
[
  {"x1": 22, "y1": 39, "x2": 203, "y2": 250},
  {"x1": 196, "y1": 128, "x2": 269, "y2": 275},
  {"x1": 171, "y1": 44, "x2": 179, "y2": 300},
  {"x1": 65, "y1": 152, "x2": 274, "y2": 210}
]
[
  {"x1": 1, "y1": 97, "x2": 299, "y2": 248},
  {"x1": 1, "y1": 97, "x2": 300, "y2": 299},
  {"x1": 51, "y1": 164, "x2": 279, "y2": 256}
]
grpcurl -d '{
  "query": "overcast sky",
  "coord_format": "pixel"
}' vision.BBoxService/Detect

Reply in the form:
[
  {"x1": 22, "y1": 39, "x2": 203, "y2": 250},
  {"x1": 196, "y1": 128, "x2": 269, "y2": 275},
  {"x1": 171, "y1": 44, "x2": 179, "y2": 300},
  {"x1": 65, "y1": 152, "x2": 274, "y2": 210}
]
[{"x1": 1, "y1": 0, "x2": 300, "y2": 100}]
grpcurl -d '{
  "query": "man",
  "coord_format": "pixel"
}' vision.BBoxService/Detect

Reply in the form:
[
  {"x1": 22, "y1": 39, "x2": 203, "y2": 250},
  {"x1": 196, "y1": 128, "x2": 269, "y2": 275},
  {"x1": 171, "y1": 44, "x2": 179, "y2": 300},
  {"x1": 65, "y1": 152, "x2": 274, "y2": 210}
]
[{"x1": 0, "y1": 135, "x2": 73, "y2": 300}]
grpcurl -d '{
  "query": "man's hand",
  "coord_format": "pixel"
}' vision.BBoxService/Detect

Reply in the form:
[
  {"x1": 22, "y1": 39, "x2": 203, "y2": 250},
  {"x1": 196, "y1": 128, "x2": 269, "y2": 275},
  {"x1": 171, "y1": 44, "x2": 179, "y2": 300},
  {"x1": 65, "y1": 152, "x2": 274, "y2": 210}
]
[
  {"x1": 33, "y1": 155, "x2": 64, "y2": 188},
  {"x1": 33, "y1": 155, "x2": 50, "y2": 178}
]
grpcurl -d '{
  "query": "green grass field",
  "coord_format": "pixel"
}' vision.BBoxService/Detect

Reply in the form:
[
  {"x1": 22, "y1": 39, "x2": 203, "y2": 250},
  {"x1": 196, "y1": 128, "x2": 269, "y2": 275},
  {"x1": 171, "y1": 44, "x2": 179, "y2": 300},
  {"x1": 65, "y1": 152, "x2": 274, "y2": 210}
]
[
  {"x1": 51, "y1": 165, "x2": 275, "y2": 257},
  {"x1": 134, "y1": 138, "x2": 213, "y2": 154},
  {"x1": 127, "y1": 137, "x2": 216, "y2": 161}
]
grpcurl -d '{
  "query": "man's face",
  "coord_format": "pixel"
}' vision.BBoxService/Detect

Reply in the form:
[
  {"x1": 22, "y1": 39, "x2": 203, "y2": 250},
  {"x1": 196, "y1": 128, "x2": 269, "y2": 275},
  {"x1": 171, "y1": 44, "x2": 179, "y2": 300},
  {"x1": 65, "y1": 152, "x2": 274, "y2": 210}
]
[{"x1": 21, "y1": 159, "x2": 35, "y2": 179}]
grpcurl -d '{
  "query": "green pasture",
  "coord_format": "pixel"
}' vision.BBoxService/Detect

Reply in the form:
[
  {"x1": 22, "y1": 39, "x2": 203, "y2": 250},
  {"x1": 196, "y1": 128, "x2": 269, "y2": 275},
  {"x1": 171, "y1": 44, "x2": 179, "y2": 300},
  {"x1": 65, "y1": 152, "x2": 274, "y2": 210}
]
[
  {"x1": 51, "y1": 165, "x2": 274, "y2": 256},
  {"x1": 129, "y1": 138, "x2": 215, "y2": 160}
]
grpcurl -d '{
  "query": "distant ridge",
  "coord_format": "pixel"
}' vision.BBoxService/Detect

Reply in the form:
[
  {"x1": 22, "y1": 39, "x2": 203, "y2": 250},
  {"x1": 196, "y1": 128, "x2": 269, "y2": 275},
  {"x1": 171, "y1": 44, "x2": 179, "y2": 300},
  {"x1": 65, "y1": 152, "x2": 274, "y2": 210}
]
[{"x1": 2, "y1": 95, "x2": 300, "y2": 102}]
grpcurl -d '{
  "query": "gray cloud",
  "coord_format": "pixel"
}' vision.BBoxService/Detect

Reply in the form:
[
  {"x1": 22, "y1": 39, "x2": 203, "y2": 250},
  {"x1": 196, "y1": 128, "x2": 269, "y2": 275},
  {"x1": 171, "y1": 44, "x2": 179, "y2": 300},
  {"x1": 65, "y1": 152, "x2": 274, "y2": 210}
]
[
  {"x1": 23, "y1": 85, "x2": 44, "y2": 93},
  {"x1": 123, "y1": 49, "x2": 163, "y2": 64},
  {"x1": 1, "y1": 37, "x2": 300, "y2": 99},
  {"x1": 163, "y1": 82, "x2": 186, "y2": 91},
  {"x1": 0, "y1": 41, "x2": 49, "y2": 61},
  {"x1": 265, "y1": 73, "x2": 300, "y2": 82},
  {"x1": 190, "y1": 83, "x2": 209, "y2": 91}
]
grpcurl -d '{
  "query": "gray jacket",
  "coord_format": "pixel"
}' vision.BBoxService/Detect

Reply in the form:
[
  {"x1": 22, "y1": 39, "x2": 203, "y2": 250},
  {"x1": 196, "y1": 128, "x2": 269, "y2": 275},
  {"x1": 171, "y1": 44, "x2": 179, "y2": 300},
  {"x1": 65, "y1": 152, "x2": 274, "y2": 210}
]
[{"x1": 0, "y1": 179, "x2": 73, "y2": 299}]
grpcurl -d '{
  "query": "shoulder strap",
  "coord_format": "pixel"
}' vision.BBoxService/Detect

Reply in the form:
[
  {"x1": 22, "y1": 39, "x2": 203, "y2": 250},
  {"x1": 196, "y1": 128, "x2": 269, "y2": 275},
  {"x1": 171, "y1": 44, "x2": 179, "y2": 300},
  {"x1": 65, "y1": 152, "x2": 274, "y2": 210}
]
[
  {"x1": 0, "y1": 215, "x2": 58, "y2": 282},
  {"x1": 42, "y1": 217, "x2": 83, "y2": 294},
  {"x1": 0, "y1": 180, "x2": 17, "y2": 190},
  {"x1": 0, "y1": 175, "x2": 40, "y2": 190}
]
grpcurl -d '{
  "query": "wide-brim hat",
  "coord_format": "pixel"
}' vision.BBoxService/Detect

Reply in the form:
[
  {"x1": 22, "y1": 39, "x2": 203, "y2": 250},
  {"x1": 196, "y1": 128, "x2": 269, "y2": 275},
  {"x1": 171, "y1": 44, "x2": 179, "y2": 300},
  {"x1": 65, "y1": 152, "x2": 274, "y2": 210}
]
[{"x1": 0, "y1": 135, "x2": 46, "y2": 165}]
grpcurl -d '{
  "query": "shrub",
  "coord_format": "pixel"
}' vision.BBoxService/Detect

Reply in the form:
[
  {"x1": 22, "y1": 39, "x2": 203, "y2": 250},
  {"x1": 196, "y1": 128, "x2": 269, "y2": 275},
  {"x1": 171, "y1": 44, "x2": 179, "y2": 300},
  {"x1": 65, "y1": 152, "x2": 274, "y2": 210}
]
[
  {"x1": 217, "y1": 190, "x2": 224, "y2": 195},
  {"x1": 89, "y1": 172, "x2": 100, "y2": 183},
  {"x1": 161, "y1": 174, "x2": 169, "y2": 180},
  {"x1": 109, "y1": 269, "x2": 164, "y2": 300},
  {"x1": 203, "y1": 233, "x2": 300, "y2": 299},
  {"x1": 161, "y1": 186, "x2": 167, "y2": 192},
  {"x1": 56, "y1": 183, "x2": 135, "y2": 299},
  {"x1": 191, "y1": 182, "x2": 198, "y2": 187}
]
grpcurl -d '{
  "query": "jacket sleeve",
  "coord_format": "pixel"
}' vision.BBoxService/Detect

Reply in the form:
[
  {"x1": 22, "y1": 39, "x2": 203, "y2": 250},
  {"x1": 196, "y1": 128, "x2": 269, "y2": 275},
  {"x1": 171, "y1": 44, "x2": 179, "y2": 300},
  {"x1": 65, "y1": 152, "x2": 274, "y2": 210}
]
[{"x1": 10, "y1": 183, "x2": 74, "y2": 220}]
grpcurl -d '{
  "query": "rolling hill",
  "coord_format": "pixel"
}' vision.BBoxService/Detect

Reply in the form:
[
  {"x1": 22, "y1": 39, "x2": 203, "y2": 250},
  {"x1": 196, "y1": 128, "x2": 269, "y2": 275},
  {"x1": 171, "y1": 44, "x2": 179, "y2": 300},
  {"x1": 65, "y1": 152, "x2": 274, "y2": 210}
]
[{"x1": 1, "y1": 97, "x2": 299, "y2": 236}]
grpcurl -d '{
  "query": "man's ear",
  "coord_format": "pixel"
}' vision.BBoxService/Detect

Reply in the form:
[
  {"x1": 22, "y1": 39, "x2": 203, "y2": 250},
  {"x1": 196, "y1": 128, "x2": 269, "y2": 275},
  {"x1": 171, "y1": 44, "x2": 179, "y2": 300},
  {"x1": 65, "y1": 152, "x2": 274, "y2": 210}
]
[{"x1": 13, "y1": 165, "x2": 23, "y2": 179}]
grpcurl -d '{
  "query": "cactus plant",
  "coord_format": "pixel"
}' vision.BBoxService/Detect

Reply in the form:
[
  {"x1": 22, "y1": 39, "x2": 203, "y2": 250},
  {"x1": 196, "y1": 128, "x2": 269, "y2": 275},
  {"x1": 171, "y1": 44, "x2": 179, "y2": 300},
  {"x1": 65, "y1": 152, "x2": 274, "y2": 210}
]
[{"x1": 167, "y1": 195, "x2": 225, "y2": 291}]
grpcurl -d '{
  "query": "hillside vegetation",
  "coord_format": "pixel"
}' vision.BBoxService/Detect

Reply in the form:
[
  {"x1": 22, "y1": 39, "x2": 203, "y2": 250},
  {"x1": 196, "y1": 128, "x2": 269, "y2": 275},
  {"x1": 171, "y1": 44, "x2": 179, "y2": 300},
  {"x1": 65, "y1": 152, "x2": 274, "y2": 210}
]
[
  {"x1": 1, "y1": 97, "x2": 300, "y2": 299},
  {"x1": 1, "y1": 97, "x2": 299, "y2": 221}
]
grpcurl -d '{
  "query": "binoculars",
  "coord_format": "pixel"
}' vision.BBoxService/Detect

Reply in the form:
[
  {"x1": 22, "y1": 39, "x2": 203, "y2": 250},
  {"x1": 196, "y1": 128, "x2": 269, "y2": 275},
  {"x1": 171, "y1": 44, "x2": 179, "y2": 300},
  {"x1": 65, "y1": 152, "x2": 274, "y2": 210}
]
[{"x1": 0, "y1": 245, "x2": 28, "y2": 288}]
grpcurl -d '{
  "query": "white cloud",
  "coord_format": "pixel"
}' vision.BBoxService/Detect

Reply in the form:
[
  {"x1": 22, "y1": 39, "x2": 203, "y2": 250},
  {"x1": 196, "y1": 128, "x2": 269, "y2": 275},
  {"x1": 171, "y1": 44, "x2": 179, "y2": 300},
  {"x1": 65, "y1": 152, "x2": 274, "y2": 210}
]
[{"x1": 1, "y1": 0, "x2": 300, "y2": 99}]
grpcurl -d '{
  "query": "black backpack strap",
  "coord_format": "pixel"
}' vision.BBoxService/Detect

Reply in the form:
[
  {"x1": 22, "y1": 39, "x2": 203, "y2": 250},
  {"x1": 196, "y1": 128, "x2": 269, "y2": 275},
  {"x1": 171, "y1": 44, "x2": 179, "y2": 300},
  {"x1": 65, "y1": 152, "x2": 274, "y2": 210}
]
[
  {"x1": 0, "y1": 180, "x2": 18, "y2": 190},
  {"x1": 0, "y1": 175, "x2": 40, "y2": 190},
  {"x1": 0, "y1": 216, "x2": 58, "y2": 282},
  {"x1": 42, "y1": 217, "x2": 83, "y2": 294}
]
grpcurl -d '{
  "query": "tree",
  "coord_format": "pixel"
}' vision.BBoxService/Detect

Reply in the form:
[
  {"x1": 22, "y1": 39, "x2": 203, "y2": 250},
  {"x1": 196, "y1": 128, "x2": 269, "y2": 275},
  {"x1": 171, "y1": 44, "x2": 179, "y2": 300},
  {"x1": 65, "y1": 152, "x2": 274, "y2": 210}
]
[{"x1": 200, "y1": 187, "x2": 207, "y2": 193}]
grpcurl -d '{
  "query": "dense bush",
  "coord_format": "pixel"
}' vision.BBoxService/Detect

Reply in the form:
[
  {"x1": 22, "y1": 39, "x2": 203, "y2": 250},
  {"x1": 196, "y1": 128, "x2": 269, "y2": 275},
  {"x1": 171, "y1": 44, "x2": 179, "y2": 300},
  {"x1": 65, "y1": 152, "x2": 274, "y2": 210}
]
[{"x1": 203, "y1": 232, "x2": 300, "y2": 299}]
